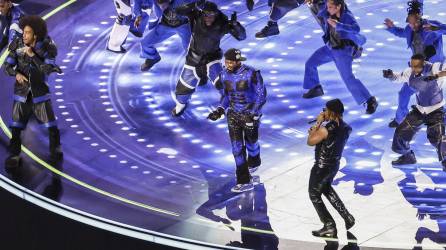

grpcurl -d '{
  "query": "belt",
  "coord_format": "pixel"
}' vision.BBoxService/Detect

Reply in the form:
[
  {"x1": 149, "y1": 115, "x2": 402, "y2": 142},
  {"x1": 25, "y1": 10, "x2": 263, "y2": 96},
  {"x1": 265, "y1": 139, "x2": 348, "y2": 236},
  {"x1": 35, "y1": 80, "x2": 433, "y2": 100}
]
[{"x1": 331, "y1": 39, "x2": 356, "y2": 50}]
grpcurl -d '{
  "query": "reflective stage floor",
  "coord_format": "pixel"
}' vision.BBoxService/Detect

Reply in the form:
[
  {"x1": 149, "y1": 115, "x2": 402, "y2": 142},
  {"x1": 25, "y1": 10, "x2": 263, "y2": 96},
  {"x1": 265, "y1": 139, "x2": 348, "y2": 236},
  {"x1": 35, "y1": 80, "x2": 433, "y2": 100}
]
[{"x1": 1, "y1": 0, "x2": 446, "y2": 249}]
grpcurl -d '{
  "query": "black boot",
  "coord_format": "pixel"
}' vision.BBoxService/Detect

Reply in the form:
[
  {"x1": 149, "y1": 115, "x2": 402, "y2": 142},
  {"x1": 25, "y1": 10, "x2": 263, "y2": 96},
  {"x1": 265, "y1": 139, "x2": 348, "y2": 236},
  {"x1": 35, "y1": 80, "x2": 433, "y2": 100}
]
[
  {"x1": 255, "y1": 21, "x2": 279, "y2": 38},
  {"x1": 5, "y1": 128, "x2": 22, "y2": 170},
  {"x1": 325, "y1": 186, "x2": 355, "y2": 230},
  {"x1": 388, "y1": 119, "x2": 399, "y2": 128},
  {"x1": 49, "y1": 127, "x2": 63, "y2": 161},
  {"x1": 140, "y1": 57, "x2": 161, "y2": 72},
  {"x1": 344, "y1": 213, "x2": 355, "y2": 230},
  {"x1": 312, "y1": 222, "x2": 337, "y2": 238},
  {"x1": 247, "y1": 154, "x2": 261, "y2": 173},
  {"x1": 442, "y1": 160, "x2": 446, "y2": 172},
  {"x1": 392, "y1": 150, "x2": 416, "y2": 165},
  {"x1": 365, "y1": 96, "x2": 378, "y2": 114},
  {"x1": 303, "y1": 85, "x2": 324, "y2": 99}
]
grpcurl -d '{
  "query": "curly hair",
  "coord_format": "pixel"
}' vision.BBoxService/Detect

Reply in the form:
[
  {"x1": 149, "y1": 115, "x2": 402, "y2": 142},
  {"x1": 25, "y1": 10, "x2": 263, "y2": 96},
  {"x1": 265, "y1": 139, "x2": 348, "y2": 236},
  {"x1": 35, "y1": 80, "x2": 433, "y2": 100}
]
[
  {"x1": 19, "y1": 15, "x2": 48, "y2": 41},
  {"x1": 407, "y1": 0, "x2": 423, "y2": 16}
]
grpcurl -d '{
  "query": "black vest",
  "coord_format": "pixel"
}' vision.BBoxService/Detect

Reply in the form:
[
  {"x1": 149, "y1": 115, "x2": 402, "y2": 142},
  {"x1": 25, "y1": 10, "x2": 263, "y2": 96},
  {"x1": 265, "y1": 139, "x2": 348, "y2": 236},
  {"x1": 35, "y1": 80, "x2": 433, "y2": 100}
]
[{"x1": 315, "y1": 120, "x2": 352, "y2": 168}]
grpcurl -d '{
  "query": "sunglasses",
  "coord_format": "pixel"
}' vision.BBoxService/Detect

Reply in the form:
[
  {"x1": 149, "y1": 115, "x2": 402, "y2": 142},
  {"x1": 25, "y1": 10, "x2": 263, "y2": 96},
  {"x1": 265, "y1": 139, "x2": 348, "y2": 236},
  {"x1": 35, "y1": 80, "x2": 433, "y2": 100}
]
[{"x1": 203, "y1": 11, "x2": 217, "y2": 17}]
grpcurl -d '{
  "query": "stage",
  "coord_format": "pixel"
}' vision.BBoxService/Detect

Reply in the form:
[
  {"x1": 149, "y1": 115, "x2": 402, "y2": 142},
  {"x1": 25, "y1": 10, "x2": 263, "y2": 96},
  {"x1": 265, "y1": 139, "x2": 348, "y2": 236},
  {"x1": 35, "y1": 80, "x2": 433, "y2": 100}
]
[{"x1": 1, "y1": 0, "x2": 446, "y2": 249}]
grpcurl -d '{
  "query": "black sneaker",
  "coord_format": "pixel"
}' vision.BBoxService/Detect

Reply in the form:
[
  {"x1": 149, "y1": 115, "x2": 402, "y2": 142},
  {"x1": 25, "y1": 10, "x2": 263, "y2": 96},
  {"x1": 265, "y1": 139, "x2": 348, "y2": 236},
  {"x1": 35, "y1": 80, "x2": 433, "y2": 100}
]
[
  {"x1": 106, "y1": 45, "x2": 127, "y2": 53},
  {"x1": 365, "y1": 96, "x2": 378, "y2": 114},
  {"x1": 302, "y1": 85, "x2": 324, "y2": 99},
  {"x1": 344, "y1": 214, "x2": 355, "y2": 230},
  {"x1": 388, "y1": 119, "x2": 399, "y2": 128},
  {"x1": 392, "y1": 151, "x2": 417, "y2": 165},
  {"x1": 312, "y1": 223, "x2": 337, "y2": 238},
  {"x1": 255, "y1": 21, "x2": 279, "y2": 38},
  {"x1": 140, "y1": 58, "x2": 161, "y2": 72}
]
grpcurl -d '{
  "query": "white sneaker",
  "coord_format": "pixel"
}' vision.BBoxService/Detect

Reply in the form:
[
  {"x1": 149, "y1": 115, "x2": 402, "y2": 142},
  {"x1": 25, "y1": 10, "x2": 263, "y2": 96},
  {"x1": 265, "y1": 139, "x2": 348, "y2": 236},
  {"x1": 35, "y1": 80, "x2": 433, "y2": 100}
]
[{"x1": 231, "y1": 183, "x2": 254, "y2": 193}]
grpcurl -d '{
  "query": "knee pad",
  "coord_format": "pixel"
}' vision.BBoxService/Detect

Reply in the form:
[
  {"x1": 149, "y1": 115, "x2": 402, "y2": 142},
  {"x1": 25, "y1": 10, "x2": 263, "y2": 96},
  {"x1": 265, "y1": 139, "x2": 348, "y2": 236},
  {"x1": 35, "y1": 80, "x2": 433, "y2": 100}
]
[{"x1": 178, "y1": 65, "x2": 200, "y2": 90}]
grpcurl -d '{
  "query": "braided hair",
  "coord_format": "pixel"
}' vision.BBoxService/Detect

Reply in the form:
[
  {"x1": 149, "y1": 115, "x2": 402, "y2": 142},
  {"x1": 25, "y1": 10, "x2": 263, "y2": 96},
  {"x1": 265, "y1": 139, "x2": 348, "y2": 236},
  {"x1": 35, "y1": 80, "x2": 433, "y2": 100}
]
[{"x1": 407, "y1": 0, "x2": 423, "y2": 17}]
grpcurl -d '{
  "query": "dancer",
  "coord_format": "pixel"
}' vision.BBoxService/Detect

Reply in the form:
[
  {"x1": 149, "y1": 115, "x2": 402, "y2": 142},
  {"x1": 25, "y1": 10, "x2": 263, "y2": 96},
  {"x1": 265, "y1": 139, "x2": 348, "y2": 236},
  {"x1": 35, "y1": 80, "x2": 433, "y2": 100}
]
[
  {"x1": 255, "y1": 0, "x2": 325, "y2": 38},
  {"x1": 3, "y1": 16, "x2": 63, "y2": 169},
  {"x1": 0, "y1": 0, "x2": 24, "y2": 52},
  {"x1": 172, "y1": 0, "x2": 246, "y2": 116},
  {"x1": 302, "y1": 0, "x2": 377, "y2": 114},
  {"x1": 307, "y1": 98, "x2": 355, "y2": 238},
  {"x1": 207, "y1": 48, "x2": 266, "y2": 192},
  {"x1": 384, "y1": 0, "x2": 444, "y2": 127},
  {"x1": 139, "y1": 0, "x2": 192, "y2": 72},
  {"x1": 383, "y1": 54, "x2": 446, "y2": 171},
  {"x1": 107, "y1": 0, "x2": 153, "y2": 53}
]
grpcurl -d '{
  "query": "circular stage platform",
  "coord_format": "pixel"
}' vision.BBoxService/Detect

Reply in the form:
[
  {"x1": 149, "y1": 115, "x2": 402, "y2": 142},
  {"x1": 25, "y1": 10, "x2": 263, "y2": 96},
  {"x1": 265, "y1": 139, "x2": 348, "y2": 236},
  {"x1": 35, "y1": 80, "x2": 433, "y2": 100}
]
[{"x1": 1, "y1": 0, "x2": 446, "y2": 249}]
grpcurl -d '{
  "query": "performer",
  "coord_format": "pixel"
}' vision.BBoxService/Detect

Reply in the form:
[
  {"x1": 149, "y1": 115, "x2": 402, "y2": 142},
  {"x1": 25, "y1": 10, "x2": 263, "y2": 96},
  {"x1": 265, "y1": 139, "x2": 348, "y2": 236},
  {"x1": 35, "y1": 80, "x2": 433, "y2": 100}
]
[
  {"x1": 255, "y1": 0, "x2": 325, "y2": 38},
  {"x1": 383, "y1": 54, "x2": 446, "y2": 171},
  {"x1": 207, "y1": 48, "x2": 266, "y2": 193},
  {"x1": 129, "y1": 0, "x2": 153, "y2": 37},
  {"x1": 172, "y1": 0, "x2": 246, "y2": 116},
  {"x1": 384, "y1": 0, "x2": 444, "y2": 127},
  {"x1": 302, "y1": 0, "x2": 377, "y2": 114},
  {"x1": 307, "y1": 98, "x2": 355, "y2": 238},
  {"x1": 107, "y1": 0, "x2": 153, "y2": 53},
  {"x1": 139, "y1": 0, "x2": 192, "y2": 72},
  {"x1": 0, "y1": 0, "x2": 24, "y2": 52},
  {"x1": 3, "y1": 16, "x2": 63, "y2": 169}
]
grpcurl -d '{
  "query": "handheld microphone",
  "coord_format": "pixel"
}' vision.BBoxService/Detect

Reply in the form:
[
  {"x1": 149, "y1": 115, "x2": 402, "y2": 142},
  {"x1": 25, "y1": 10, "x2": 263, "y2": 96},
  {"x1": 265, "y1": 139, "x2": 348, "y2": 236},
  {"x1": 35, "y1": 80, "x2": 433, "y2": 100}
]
[{"x1": 308, "y1": 119, "x2": 317, "y2": 124}]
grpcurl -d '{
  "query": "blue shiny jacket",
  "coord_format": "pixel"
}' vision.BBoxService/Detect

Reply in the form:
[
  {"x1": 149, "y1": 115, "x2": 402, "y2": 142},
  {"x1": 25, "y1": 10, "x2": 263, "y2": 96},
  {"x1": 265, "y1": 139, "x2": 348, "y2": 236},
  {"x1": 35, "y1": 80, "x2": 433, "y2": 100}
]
[
  {"x1": 217, "y1": 64, "x2": 266, "y2": 115},
  {"x1": 387, "y1": 19, "x2": 444, "y2": 63},
  {"x1": 318, "y1": 4, "x2": 367, "y2": 47}
]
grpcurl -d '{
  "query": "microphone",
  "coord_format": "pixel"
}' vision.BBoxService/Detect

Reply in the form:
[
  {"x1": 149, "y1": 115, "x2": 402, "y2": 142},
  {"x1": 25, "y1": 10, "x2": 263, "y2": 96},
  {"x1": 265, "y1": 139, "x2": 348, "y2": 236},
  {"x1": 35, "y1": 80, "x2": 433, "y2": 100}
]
[{"x1": 308, "y1": 119, "x2": 317, "y2": 124}]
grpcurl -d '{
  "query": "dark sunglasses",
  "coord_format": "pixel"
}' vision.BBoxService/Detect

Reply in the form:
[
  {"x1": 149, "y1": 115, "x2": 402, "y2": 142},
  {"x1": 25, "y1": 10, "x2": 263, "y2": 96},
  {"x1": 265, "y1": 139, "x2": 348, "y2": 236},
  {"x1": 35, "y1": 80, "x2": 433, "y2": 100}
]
[{"x1": 203, "y1": 11, "x2": 217, "y2": 17}]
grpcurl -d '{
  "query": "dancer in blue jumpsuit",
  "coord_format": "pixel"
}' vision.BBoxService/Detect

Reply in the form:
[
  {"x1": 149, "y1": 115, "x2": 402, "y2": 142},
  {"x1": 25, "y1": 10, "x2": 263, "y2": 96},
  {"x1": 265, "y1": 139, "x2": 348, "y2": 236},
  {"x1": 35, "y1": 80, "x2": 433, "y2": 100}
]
[
  {"x1": 129, "y1": 0, "x2": 153, "y2": 37},
  {"x1": 171, "y1": 0, "x2": 246, "y2": 116},
  {"x1": 383, "y1": 54, "x2": 446, "y2": 171},
  {"x1": 302, "y1": 0, "x2": 378, "y2": 114},
  {"x1": 0, "y1": 0, "x2": 24, "y2": 52},
  {"x1": 139, "y1": 0, "x2": 192, "y2": 71},
  {"x1": 107, "y1": 0, "x2": 153, "y2": 53},
  {"x1": 207, "y1": 48, "x2": 266, "y2": 193},
  {"x1": 255, "y1": 0, "x2": 325, "y2": 38},
  {"x1": 384, "y1": 0, "x2": 444, "y2": 127}
]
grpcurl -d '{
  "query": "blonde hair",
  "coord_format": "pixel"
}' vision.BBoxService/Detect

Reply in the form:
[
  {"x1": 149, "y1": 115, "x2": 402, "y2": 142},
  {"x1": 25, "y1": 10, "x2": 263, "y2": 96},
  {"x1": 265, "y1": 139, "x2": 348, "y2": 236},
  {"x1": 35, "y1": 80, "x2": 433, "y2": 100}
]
[{"x1": 325, "y1": 109, "x2": 342, "y2": 125}]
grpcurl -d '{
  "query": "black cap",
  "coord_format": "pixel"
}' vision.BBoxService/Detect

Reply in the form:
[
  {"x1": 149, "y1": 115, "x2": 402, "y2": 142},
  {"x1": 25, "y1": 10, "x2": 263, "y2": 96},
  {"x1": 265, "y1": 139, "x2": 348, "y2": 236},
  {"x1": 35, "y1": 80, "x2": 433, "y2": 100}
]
[
  {"x1": 325, "y1": 98, "x2": 344, "y2": 115},
  {"x1": 224, "y1": 48, "x2": 246, "y2": 61},
  {"x1": 202, "y1": 1, "x2": 219, "y2": 13}
]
